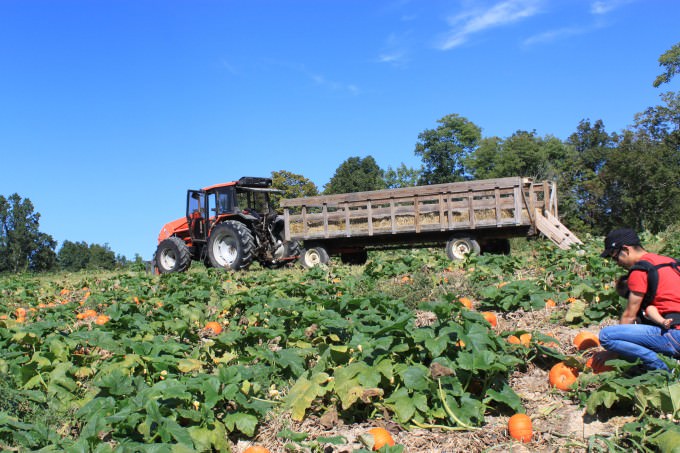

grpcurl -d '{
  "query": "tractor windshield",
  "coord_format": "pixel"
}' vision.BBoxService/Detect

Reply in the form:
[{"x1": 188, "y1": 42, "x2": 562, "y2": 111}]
[{"x1": 235, "y1": 188, "x2": 271, "y2": 215}]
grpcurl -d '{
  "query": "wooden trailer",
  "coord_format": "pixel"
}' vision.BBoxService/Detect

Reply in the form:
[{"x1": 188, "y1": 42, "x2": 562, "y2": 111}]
[{"x1": 279, "y1": 176, "x2": 581, "y2": 267}]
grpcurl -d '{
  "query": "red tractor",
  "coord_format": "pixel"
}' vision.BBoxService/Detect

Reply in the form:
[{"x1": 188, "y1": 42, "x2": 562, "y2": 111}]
[{"x1": 154, "y1": 177, "x2": 299, "y2": 273}]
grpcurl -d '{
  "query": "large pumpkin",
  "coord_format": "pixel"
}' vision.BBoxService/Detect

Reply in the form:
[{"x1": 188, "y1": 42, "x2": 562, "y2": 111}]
[
  {"x1": 549, "y1": 362, "x2": 579, "y2": 390},
  {"x1": 573, "y1": 331, "x2": 600, "y2": 350},
  {"x1": 367, "y1": 427, "x2": 395, "y2": 450},
  {"x1": 508, "y1": 413, "x2": 532, "y2": 443},
  {"x1": 204, "y1": 321, "x2": 223, "y2": 335},
  {"x1": 481, "y1": 311, "x2": 497, "y2": 327}
]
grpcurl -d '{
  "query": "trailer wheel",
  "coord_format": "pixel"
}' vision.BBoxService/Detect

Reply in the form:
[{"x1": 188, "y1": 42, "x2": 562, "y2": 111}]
[
  {"x1": 340, "y1": 250, "x2": 368, "y2": 265},
  {"x1": 300, "y1": 247, "x2": 330, "y2": 268},
  {"x1": 445, "y1": 237, "x2": 481, "y2": 260},
  {"x1": 208, "y1": 221, "x2": 255, "y2": 270},
  {"x1": 155, "y1": 237, "x2": 192, "y2": 273}
]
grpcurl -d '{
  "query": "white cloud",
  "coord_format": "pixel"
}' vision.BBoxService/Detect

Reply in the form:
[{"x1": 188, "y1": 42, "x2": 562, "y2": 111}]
[
  {"x1": 377, "y1": 32, "x2": 411, "y2": 67},
  {"x1": 309, "y1": 73, "x2": 360, "y2": 95},
  {"x1": 439, "y1": 0, "x2": 543, "y2": 50},
  {"x1": 263, "y1": 59, "x2": 360, "y2": 96},
  {"x1": 591, "y1": 0, "x2": 635, "y2": 15},
  {"x1": 522, "y1": 26, "x2": 586, "y2": 46},
  {"x1": 220, "y1": 59, "x2": 239, "y2": 75}
]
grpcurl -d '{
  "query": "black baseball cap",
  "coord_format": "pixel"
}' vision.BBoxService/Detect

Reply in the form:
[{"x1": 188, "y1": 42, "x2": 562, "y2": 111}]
[{"x1": 600, "y1": 228, "x2": 641, "y2": 258}]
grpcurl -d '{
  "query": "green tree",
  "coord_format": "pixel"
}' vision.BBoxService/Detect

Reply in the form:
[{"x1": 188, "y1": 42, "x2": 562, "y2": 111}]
[
  {"x1": 57, "y1": 241, "x2": 117, "y2": 271},
  {"x1": 653, "y1": 42, "x2": 680, "y2": 88},
  {"x1": 414, "y1": 114, "x2": 481, "y2": 185},
  {"x1": 57, "y1": 241, "x2": 90, "y2": 271},
  {"x1": 270, "y1": 170, "x2": 319, "y2": 209},
  {"x1": 323, "y1": 156, "x2": 386, "y2": 194},
  {"x1": 634, "y1": 91, "x2": 680, "y2": 150},
  {"x1": 466, "y1": 130, "x2": 569, "y2": 180},
  {"x1": 88, "y1": 243, "x2": 116, "y2": 270},
  {"x1": 0, "y1": 194, "x2": 56, "y2": 273},
  {"x1": 598, "y1": 130, "x2": 680, "y2": 233},
  {"x1": 561, "y1": 119, "x2": 615, "y2": 233},
  {"x1": 384, "y1": 163, "x2": 421, "y2": 189},
  {"x1": 465, "y1": 136, "x2": 502, "y2": 180}
]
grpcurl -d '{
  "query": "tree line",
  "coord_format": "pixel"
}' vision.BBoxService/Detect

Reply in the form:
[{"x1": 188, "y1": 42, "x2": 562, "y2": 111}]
[
  {"x1": 0, "y1": 194, "x2": 134, "y2": 273},
  {"x1": 2, "y1": 43, "x2": 678, "y2": 273},
  {"x1": 273, "y1": 42, "x2": 680, "y2": 237}
]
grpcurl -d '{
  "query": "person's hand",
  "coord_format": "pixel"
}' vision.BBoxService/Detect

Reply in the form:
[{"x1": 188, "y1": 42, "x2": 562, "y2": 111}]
[
  {"x1": 592, "y1": 350, "x2": 618, "y2": 369},
  {"x1": 663, "y1": 318, "x2": 673, "y2": 329}
]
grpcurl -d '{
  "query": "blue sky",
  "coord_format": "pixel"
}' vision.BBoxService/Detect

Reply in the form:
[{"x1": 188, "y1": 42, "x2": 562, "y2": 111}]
[{"x1": 1, "y1": 0, "x2": 678, "y2": 261}]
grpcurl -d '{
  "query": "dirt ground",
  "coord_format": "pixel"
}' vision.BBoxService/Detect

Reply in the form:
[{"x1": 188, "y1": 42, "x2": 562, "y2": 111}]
[{"x1": 232, "y1": 308, "x2": 634, "y2": 453}]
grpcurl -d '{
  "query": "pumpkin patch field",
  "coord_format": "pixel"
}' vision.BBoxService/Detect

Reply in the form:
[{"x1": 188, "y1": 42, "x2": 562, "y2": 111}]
[{"x1": 1, "y1": 236, "x2": 680, "y2": 452}]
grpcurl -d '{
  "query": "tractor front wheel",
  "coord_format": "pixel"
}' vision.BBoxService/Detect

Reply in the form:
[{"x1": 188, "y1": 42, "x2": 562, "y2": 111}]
[
  {"x1": 207, "y1": 221, "x2": 255, "y2": 270},
  {"x1": 155, "y1": 237, "x2": 192, "y2": 273}
]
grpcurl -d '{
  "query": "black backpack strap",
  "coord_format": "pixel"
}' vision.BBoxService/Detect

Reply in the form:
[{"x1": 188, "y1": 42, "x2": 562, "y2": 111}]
[{"x1": 628, "y1": 260, "x2": 658, "y2": 310}]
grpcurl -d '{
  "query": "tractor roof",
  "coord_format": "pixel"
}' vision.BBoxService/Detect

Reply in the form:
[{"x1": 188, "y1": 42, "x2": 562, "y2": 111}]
[
  {"x1": 202, "y1": 177, "x2": 272, "y2": 192},
  {"x1": 201, "y1": 181, "x2": 237, "y2": 191}
]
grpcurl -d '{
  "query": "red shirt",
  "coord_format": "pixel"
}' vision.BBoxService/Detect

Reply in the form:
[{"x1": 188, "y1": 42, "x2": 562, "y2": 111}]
[{"x1": 628, "y1": 253, "x2": 680, "y2": 316}]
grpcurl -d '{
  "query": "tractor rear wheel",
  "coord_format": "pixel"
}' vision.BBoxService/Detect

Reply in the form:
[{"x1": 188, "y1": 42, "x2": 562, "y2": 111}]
[
  {"x1": 207, "y1": 221, "x2": 255, "y2": 270},
  {"x1": 155, "y1": 237, "x2": 192, "y2": 273}
]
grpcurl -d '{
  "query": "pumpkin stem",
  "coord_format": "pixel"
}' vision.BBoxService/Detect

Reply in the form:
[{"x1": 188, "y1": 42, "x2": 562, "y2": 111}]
[{"x1": 438, "y1": 379, "x2": 480, "y2": 431}]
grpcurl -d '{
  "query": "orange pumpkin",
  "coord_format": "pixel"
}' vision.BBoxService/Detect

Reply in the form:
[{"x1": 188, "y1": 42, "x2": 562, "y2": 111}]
[
  {"x1": 367, "y1": 427, "x2": 395, "y2": 450},
  {"x1": 545, "y1": 299, "x2": 556, "y2": 308},
  {"x1": 205, "y1": 321, "x2": 223, "y2": 335},
  {"x1": 458, "y1": 297, "x2": 473, "y2": 309},
  {"x1": 77, "y1": 309, "x2": 98, "y2": 320},
  {"x1": 573, "y1": 331, "x2": 600, "y2": 350},
  {"x1": 243, "y1": 446, "x2": 271, "y2": 453},
  {"x1": 481, "y1": 311, "x2": 497, "y2": 327},
  {"x1": 586, "y1": 352, "x2": 614, "y2": 374},
  {"x1": 519, "y1": 333, "x2": 532, "y2": 346},
  {"x1": 15, "y1": 307, "x2": 27, "y2": 318},
  {"x1": 549, "y1": 362, "x2": 579, "y2": 390},
  {"x1": 508, "y1": 413, "x2": 532, "y2": 443},
  {"x1": 94, "y1": 315, "x2": 110, "y2": 325},
  {"x1": 507, "y1": 335, "x2": 521, "y2": 345}
]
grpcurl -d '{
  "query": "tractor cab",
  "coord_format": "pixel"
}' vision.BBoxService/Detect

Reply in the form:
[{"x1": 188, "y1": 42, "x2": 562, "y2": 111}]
[{"x1": 185, "y1": 177, "x2": 281, "y2": 244}]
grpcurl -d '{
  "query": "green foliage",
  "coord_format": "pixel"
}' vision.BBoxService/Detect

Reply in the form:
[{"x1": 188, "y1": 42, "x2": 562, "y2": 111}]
[
  {"x1": 467, "y1": 130, "x2": 570, "y2": 181},
  {"x1": 653, "y1": 41, "x2": 680, "y2": 88},
  {"x1": 0, "y1": 224, "x2": 678, "y2": 450},
  {"x1": 464, "y1": 239, "x2": 624, "y2": 324},
  {"x1": 323, "y1": 156, "x2": 386, "y2": 194},
  {"x1": 414, "y1": 114, "x2": 481, "y2": 185},
  {"x1": 383, "y1": 163, "x2": 421, "y2": 189},
  {"x1": 0, "y1": 250, "x2": 529, "y2": 450},
  {"x1": 57, "y1": 240, "x2": 117, "y2": 271},
  {"x1": 270, "y1": 169, "x2": 319, "y2": 210},
  {"x1": 0, "y1": 193, "x2": 57, "y2": 273}
]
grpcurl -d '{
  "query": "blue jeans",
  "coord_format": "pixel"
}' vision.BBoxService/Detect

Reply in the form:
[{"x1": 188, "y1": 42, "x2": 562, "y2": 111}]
[{"x1": 599, "y1": 324, "x2": 680, "y2": 371}]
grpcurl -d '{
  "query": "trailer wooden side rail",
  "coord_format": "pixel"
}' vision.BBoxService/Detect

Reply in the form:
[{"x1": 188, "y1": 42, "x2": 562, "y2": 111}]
[{"x1": 280, "y1": 176, "x2": 581, "y2": 267}]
